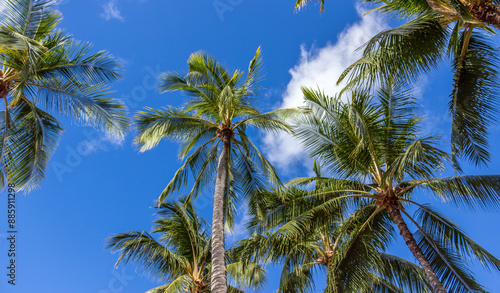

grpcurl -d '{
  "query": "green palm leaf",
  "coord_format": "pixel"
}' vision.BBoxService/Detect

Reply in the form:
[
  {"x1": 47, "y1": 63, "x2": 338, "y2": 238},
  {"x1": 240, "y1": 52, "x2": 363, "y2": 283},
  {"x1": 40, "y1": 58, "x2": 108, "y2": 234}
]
[
  {"x1": 414, "y1": 175, "x2": 500, "y2": 211},
  {"x1": 449, "y1": 32, "x2": 498, "y2": 170},
  {"x1": 339, "y1": 17, "x2": 448, "y2": 92},
  {"x1": 415, "y1": 205, "x2": 500, "y2": 271}
]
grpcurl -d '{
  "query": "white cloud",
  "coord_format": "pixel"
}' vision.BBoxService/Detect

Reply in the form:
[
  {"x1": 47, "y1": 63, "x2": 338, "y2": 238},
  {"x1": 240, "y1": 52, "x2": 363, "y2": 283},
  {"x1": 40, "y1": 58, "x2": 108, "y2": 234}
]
[
  {"x1": 76, "y1": 129, "x2": 124, "y2": 156},
  {"x1": 116, "y1": 56, "x2": 130, "y2": 67},
  {"x1": 101, "y1": 0, "x2": 124, "y2": 21},
  {"x1": 263, "y1": 6, "x2": 388, "y2": 171}
]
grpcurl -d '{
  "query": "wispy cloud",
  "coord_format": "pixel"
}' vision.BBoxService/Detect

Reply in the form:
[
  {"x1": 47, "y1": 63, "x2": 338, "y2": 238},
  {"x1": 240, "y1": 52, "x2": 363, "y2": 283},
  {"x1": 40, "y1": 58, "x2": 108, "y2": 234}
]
[
  {"x1": 74, "y1": 128, "x2": 125, "y2": 156},
  {"x1": 101, "y1": 0, "x2": 124, "y2": 21},
  {"x1": 263, "y1": 5, "x2": 388, "y2": 172}
]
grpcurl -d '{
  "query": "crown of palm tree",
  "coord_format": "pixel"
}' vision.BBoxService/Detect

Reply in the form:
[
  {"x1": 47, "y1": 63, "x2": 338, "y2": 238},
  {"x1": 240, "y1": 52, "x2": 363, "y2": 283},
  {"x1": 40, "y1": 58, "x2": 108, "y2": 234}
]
[
  {"x1": 258, "y1": 82, "x2": 500, "y2": 292},
  {"x1": 134, "y1": 48, "x2": 298, "y2": 211},
  {"x1": 107, "y1": 196, "x2": 266, "y2": 293},
  {"x1": 0, "y1": 0, "x2": 129, "y2": 191},
  {"x1": 238, "y1": 174, "x2": 433, "y2": 292}
]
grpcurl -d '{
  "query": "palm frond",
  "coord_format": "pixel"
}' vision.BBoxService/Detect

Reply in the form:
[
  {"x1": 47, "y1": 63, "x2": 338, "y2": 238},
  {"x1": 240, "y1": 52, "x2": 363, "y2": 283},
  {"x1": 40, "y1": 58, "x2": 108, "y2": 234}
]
[
  {"x1": 449, "y1": 32, "x2": 499, "y2": 170},
  {"x1": 4, "y1": 100, "x2": 62, "y2": 191},
  {"x1": 226, "y1": 261, "x2": 267, "y2": 291},
  {"x1": 376, "y1": 253, "x2": 433, "y2": 293},
  {"x1": 386, "y1": 135, "x2": 448, "y2": 182},
  {"x1": 278, "y1": 262, "x2": 316, "y2": 293},
  {"x1": 236, "y1": 130, "x2": 281, "y2": 188},
  {"x1": 34, "y1": 40, "x2": 123, "y2": 84},
  {"x1": 414, "y1": 229, "x2": 486, "y2": 292},
  {"x1": 161, "y1": 274, "x2": 195, "y2": 293},
  {"x1": 106, "y1": 231, "x2": 186, "y2": 281},
  {"x1": 155, "y1": 198, "x2": 209, "y2": 262},
  {"x1": 296, "y1": 88, "x2": 375, "y2": 179},
  {"x1": 1, "y1": 0, "x2": 58, "y2": 40},
  {"x1": 416, "y1": 175, "x2": 500, "y2": 211},
  {"x1": 364, "y1": 0, "x2": 436, "y2": 18},
  {"x1": 234, "y1": 108, "x2": 298, "y2": 133},
  {"x1": 332, "y1": 207, "x2": 393, "y2": 292},
  {"x1": 338, "y1": 17, "x2": 448, "y2": 91},
  {"x1": 31, "y1": 79, "x2": 128, "y2": 138},
  {"x1": 236, "y1": 46, "x2": 264, "y2": 102},
  {"x1": 134, "y1": 106, "x2": 216, "y2": 152},
  {"x1": 158, "y1": 138, "x2": 219, "y2": 202},
  {"x1": 414, "y1": 205, "x2": 500, "y2": 272},
  {"x1": 294, "y1": 0, "x2": 325, "y2": 12}
]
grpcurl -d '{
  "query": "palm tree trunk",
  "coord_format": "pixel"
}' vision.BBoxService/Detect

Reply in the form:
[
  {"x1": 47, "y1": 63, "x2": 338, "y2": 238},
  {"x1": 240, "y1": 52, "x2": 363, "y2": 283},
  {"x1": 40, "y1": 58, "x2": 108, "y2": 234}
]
[
  {"x1": 463, "y1": 1, "x2": 500, "y2": 26},
  {"x1": 210, "y1": 134, "x2": 230, "y2": 293},
  {"x1": 387, "y1": 207, "x2": 446, "y2": 293}
]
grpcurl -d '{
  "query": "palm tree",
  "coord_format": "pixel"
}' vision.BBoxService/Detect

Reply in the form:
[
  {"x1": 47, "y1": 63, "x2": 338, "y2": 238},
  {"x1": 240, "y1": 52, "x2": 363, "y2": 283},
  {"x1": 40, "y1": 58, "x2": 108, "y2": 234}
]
[
  {"x1": 265, "y1": 83, "x2": 500, "y2": 292},
  {"x1": 134, "y1": 48, "x2": 298, "y2": 293},
  {"x1": 0, "y1": 0, "x2": 128, "y2": 191},
  {"x1": 237, "y1": 167, "x2": 433, "y2": 293},
  {"x1": 107, "y1": 197, "x2": 266, "y2": 293}
]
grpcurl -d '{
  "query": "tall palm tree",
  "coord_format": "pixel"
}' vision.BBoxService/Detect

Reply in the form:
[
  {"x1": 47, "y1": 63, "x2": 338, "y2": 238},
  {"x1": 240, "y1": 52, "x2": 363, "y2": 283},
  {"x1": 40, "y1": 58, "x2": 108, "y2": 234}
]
[
  {"x1": 0, "y1": 0, "x2": 128, "y2": 191},
  {"x1": 134, "y1": 48, "x2": 298, "y2": 293},
  {"x1": 107, "y1": 197, "x2": 266, "y2": 293},
  {"x1": 267, "y1": 83, "x2": 500, "y2": 293},
  {"x1": 237, "y1": 168, "x2": 433, "y2": 293}
]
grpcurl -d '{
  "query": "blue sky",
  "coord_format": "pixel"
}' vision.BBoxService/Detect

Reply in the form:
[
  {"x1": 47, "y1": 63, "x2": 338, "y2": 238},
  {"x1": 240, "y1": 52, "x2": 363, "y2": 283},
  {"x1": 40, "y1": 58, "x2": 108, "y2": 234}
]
[{"x1": 1, "y1": 0, "x2": 500, "y2": 292}]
